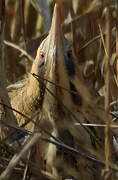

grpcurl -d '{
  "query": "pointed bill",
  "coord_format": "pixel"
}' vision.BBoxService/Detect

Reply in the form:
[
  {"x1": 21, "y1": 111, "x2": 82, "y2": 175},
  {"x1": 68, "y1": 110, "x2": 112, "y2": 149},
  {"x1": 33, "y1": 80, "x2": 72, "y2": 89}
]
[{"x1": 48, "y1": 4, "x2": 63, "y2": 53}]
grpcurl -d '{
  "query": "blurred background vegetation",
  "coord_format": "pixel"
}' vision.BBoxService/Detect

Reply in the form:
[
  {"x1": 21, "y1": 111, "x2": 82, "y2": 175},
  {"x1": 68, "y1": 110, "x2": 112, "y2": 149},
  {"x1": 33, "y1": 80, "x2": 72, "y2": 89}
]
[
  {"x1": 2, "y1": 0, "x2": 117, "y2": 101},
  {"x1": 2, "y1": 0, "x2": 116, "y2": 91},
  {"x1": 0, "y1": 0, "x2": 118, "y2": 179}
]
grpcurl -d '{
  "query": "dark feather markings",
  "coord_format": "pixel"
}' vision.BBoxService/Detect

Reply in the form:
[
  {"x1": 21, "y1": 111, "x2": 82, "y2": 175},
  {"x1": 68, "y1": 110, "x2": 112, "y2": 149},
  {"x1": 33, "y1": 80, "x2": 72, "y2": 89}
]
[
  {"x1": 64, "y1": 51, "x2": 75, "y2": 76},
  {"x1": 70, "y1": 82, "x2": 82, "y2": 106}
]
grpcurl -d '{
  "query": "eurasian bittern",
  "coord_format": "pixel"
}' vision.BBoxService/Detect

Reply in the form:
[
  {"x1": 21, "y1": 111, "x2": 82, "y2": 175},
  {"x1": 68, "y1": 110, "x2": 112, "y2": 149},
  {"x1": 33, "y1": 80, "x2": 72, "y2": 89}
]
[
  {"x1": 4, "y1": 3, "x2": 117, "y2": 180},
  {"x1": 27, "y1": 4, "x2": 104, "y2": 179}
]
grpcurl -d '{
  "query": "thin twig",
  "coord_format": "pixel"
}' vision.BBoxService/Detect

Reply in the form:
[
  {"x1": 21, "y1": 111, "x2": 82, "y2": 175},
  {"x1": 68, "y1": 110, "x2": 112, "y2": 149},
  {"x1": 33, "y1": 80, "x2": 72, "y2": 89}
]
[
  {"x1": 104, "y1": 7, "x2": 112, "y2": 174},
  {"x1": 32, "y1": 73, "x2": 79, "y2": 95},
  {"x1": 42, "y1": 137, "x2": 118, "y2": 173},
  {"x1": 75, "y1": 123, "x2": 118, "y2": 128},
  {"x1": 32, "y1": 74, "x2": 102, "y2": 146},
  {"x1": 79, "y1": 27, "x2": 116, "y2": 52},
  {"x1": 4, "y1": 40, "x2": 34, "y2": 62},
  {"x1": 0, "y1": 101, "x2": 61, "y2": 143},
  {"x1": 98, "y1": 24, "x2": 108, "y2": 57},
  {"x1": 22, "y1": 150, "x2": 31, "y2": 180}
]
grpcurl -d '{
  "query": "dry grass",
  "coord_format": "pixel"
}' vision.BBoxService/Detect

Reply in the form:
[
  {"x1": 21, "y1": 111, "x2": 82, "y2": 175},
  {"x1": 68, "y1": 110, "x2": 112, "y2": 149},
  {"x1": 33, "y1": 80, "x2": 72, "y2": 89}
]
[{"x1": 0, "y1": 0, "x2": 118, "y2": 179}]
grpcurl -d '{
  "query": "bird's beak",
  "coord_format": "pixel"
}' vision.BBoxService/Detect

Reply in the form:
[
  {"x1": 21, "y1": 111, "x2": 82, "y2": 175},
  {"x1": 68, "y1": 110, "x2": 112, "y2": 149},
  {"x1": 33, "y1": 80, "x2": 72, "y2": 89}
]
[
  {"x1": 49, "y1": 4, "x2": 63, "y2": 50},
  {"x1": 45, "y1": 4, "x2": 64, "y2": 67}
]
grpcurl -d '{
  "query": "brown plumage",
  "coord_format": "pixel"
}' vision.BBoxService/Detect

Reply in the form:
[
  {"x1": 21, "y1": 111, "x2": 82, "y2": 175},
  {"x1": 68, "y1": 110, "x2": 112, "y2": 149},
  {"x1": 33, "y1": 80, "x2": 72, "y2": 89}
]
[{"x1": 3, "y1": 3, "x2": 117, "y2": 180}]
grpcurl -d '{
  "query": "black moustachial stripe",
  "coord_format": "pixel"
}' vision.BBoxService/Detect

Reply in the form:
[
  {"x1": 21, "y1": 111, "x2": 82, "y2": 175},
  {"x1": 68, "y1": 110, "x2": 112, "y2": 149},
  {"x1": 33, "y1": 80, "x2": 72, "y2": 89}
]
[
  {"x1": 64, "y1": 52, "x2": 75, "y2": 76},
  {"x1": 70, "y1": 82, "x2": 82, "y2": 106}
]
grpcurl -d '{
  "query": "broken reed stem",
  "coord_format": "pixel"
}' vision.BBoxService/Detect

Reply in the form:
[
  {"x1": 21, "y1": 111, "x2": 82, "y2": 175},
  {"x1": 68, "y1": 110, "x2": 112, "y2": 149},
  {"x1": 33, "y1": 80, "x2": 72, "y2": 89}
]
[
  {"x1": 0, "y1": 0, "x2": 18, "y2": 139},
  {"x1": 104, "y1": 7, "x2": 112, "y2": 174},
  {"x1": 70, "y1": 5, "x2": 77, "y2": 56},
  {"x1": 99, "y1": 24, "x2": 108, "y2": 57},
  {"x1": 116, "y1": 1, "x2": 118, "y2": 82}
]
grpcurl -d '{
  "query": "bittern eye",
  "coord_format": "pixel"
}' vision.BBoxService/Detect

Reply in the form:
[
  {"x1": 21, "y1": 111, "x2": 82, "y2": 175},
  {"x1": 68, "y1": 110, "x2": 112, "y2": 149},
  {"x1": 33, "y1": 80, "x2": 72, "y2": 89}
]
[
  {"x1": 39, "y1": 51, "x2": 45, "y2": 68},
  {"x1": 40, "y1": 51, "x2": 45, "y2": 59}
]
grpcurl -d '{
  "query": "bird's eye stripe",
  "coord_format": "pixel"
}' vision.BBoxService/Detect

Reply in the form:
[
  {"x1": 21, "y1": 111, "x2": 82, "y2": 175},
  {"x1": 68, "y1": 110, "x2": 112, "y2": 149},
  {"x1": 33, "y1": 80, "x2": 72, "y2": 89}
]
[
  {"x1": 39, "y1": 61, "x2": 44, "y2": 68},
  {"x1": 40, "y1": 51, "x2": 45, "y2": 58}
]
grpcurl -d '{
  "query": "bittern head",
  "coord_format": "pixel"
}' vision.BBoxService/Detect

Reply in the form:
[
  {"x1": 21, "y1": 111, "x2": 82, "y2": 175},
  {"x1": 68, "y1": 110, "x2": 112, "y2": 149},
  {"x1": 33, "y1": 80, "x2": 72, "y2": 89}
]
[
  {"x1": 31, "y1": 4, "x2": 75, "y2": 78},
  {"x1": 28, "y1": 4, "x2": 81, "y2": 126}
]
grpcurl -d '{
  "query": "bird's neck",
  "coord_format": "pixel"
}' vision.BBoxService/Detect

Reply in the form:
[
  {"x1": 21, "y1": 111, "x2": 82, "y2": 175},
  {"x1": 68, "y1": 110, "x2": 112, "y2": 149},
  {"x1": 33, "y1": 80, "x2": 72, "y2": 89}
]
[{"x1": 27, "y1": 56, "x2": 40, "y2": 97}]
